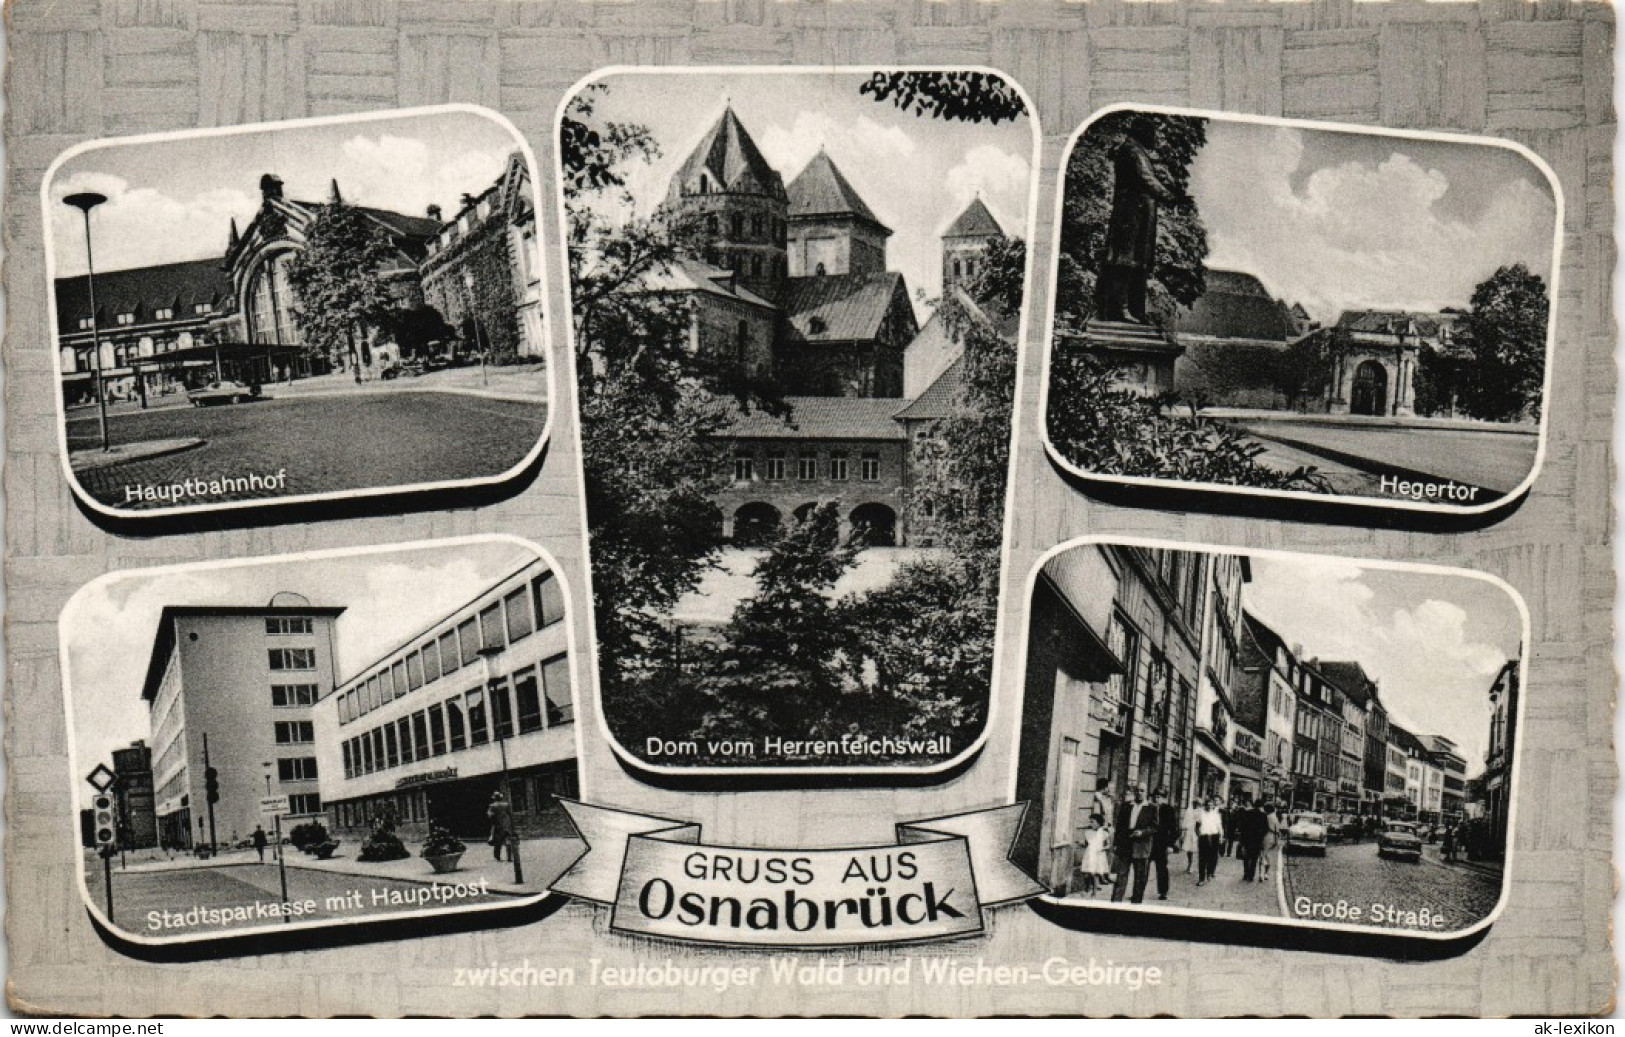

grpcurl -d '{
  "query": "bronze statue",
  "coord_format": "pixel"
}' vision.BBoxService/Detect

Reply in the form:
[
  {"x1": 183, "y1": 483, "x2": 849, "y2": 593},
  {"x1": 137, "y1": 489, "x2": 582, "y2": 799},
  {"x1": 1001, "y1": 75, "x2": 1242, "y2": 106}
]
[{"x1": 1095, "y1": 118, "x2": 1173, "y2": 325}]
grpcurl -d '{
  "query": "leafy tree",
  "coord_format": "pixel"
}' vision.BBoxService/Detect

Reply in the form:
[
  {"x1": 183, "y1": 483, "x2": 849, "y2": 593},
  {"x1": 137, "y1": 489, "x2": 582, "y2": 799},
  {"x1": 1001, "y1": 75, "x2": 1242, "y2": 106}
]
[
  {"x1": 1046, "y1": 351, "x2": 1331, "y2": 492},
  {"x1": 694, "y1": 502, "x2": 861, "y2": 746},
  {"x1": 859, "y1": 72, "x2": 1028, "y2": 125},
  {"x1": 284, "y1": 204, "x2": 399, "y2": 371},
  {"x1": 1461, "y1": 263, "x2": 1549, "y2": 422},
  {"x1": 1054, "y1": 111, "x2": 1210, "y2": 330}
]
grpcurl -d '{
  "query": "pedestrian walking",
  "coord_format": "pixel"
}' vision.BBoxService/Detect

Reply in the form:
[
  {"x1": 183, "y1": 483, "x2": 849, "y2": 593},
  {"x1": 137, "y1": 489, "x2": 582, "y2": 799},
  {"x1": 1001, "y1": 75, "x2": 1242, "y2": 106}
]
[
  {"x1": 1090, "y1": 778, "x2": 1116, "y2": 880},
  {"x1": 1181, "y1": 799, "x2": 1201, "y2": 874},
  {"x1": 1149, "y1": 787, "x2": 1178, "y2": 900},
  {"x1": 1079, "y1": 814, "x2": 1111, "y2": 896},
  {"x1": 251, "y1": 825, "x2": 268, "y2": 863},
  {"x1": 1441, "y1": 823, "x2": 1457, "y2": 862},
  {"x1": 1196, "y1": 797, "x2": 1224, "y2": 885},
  {"x1": 1259, "y1": 804, "x2": 1281, "y2": 882},
  {"x1": 1238, "y1": 798, "x2": 1269, "y2": 882},
  {"x1": 1110, "y1": 786, "x2": 1157, "y2": 903},
  {"x1": 487, "y1": 790, "x2": 514, "y2": 862}
]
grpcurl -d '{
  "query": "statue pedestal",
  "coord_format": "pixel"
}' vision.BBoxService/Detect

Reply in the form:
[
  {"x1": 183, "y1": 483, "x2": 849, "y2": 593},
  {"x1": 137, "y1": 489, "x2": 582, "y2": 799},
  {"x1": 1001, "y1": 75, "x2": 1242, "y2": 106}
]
[{"x1": 1059, "y1": 319, "x2": 1185, "y2": 395}]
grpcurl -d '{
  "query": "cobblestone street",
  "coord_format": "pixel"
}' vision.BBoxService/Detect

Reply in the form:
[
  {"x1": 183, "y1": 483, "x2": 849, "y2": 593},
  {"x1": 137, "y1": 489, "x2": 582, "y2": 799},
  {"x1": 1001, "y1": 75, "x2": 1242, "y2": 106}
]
[{"x1": 1281, "y1": 840, "x2": 1503, "y2": 933}]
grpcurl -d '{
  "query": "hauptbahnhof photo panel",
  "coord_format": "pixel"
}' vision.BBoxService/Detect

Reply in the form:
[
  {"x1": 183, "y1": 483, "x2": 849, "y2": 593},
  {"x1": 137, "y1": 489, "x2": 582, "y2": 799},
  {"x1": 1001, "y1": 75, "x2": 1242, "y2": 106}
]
[
  {"x1": 44, "y1": 106, "x2": 551, "y2": 520},
  {"x1": 61, "y1": 537, "x2": 581, "y2": 947},
  {"x1": 1039, "y1": 106, "x2": 1560, "y2": 517},
  {"x1": 1013, "y1": 539, "x2": 1524, "y2": 942},
  {"x1": 558, "y1": 69, "x2": 1037, "y2": 776}
]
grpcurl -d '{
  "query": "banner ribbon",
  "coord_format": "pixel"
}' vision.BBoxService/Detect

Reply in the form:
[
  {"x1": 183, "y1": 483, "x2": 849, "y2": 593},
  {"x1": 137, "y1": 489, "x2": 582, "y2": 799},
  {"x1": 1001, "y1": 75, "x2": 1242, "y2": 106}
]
[{"x1": 552, "y1": 801, "x2": 1042, "y2": 947}]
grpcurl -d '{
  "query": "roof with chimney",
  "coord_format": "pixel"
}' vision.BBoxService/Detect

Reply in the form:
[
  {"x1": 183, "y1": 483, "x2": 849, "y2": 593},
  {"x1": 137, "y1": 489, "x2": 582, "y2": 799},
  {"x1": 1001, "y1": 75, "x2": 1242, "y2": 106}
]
[
  {"x1": 787, "y1": 150, "x2": 888, "y2": 232},
  {"x1": 55, "y1": 258, "x2": 233, "y2": 336},
  {"x1": 782, "y1": 271, "x2": 913, "y2": 344},
  {"x1": 942, "y1": 196, "x2": 1004, "y2": 239},
  {"x1": 670, "y1": 106, "x2": 787, "y2": 201}
]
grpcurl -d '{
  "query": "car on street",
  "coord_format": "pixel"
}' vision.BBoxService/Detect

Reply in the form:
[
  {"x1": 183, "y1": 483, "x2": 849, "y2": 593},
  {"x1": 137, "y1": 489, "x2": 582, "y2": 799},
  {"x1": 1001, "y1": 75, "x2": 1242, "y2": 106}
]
[
  {"x1": 1330, "y1": 814, "x2": 1363, "y2": 842},
  {"x1": 187, "y1": 379, "x2": 263, "y2": 406},
  {"x1": 1285, "y1": 812, "x2": 1329, "y2": 856},
  {"x1": 1377, "y1": 821, "x2": 1424, "y2": 862}
]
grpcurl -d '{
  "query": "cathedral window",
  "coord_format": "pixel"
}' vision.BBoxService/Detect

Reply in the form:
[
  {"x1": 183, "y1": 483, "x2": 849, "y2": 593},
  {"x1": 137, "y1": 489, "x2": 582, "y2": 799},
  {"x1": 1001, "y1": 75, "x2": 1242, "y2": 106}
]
[
  {"x1": 736, "y1": 320, "x2": 749, "y2": 362},
  {"x1": 751, "y1": 256, "x2": 762, "y2": 278},
  {"x1": 815, "y1": 262, "x2": 826, "y2": 277},
  {"x1": 706, "y1": 215, "x2": 718, "y2": 236},
  {"x1": 731, "y1": 213, "x2": 744, "y2": 238},
  {"x1": 953, "y1": 259, "x2": 962, "y2": 278},
  {"x1": 751, "y1": 215, "x2": 763, "y2": 237},
  {"x1": 699, "y1": 174, "x2": 710, "y2": 193}
]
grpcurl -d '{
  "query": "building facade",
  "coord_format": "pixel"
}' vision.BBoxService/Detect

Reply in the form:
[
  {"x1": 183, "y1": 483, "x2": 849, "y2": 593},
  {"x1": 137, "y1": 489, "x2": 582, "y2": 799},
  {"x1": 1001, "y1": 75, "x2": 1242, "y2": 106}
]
[
  {"x1": 111, "y1": 739, "x2": 158, "y2": 850},
  {"x1": 1013, "y1": 545, "x2": 1208, "y2": 894},
  {"x1": 315, "y1": 559, "x2": 576, "y2": 843},
  {"x1": 1292, "y1": 663, "x2": 1346, "y2": 812},
  {"x1": 1482, "y1": 659, "x2": 1520, "y2": 859},
  {"x1": 1189, "y1": 553, "x2": 1249, "y2": 803},
  {"x1": 140, "y1": 596, "x2": 345, "y2": 849},
  {"x1": 1238, "y1": 612, "x2": 1298, "y2": 806},
  {"x1": 418, "y1": 151, "x2": 546, "y2": 361},
  {"x1": 1427, "y1": 735, "x2": 1469, "y2": 824}
]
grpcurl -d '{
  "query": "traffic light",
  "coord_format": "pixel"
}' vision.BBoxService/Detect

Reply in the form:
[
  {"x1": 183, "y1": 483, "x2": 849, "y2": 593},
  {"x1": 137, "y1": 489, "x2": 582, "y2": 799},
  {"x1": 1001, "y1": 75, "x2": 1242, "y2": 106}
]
[
  {"x1": 92, "y1": 793, "x2": 116, "y2": 850},
  {"x1": 204, "y1": 766, "x2": 220, "y2": 804}
]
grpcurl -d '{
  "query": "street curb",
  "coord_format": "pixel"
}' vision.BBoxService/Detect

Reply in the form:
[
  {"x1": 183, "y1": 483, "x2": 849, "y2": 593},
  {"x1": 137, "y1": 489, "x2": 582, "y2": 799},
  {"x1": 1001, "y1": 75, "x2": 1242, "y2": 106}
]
[{"x1": 68, "y1": 437, "x2": 205, "y2": 473}]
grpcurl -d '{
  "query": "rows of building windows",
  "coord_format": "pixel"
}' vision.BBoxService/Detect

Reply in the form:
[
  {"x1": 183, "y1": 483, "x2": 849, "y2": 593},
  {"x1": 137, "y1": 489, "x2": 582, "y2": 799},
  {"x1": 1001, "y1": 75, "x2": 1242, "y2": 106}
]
[
  {"x1": 266, "y1": 617, "x2": 314, "y2": 635},
  {"x1": 271, "y1": 683, "x2": 319, "y2": 707},
  {"x1": 731, "y1": 450, "x2": 879, "y2": 485},
  {"x1": 278, "y1": 756, "x2": 318, "y2": 781},
  {"x1": 340, "y1": 654, "x2": 571, "y2": 781},
  {"x1": 331, "y1": 770, "x2": 579, "y2": 831},
  {"x1": 269, "y1": 647, "x2": 316, "y2": 671},
  {"x1": 273, "y1": 720, "x2": 314, "y2": 744},
  {"x1": 288, "y1": 793, "x2": 322, "y2": 815},
  {"x1": 339, "y1": 572, "x2": 564, "y2": 726}
]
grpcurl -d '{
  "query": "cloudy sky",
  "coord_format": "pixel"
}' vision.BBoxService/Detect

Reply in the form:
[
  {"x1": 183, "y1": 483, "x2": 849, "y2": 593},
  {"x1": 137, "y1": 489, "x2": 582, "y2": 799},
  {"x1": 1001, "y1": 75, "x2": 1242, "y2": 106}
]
[
  {"x1": 1189, "y1": 119, "x2": 1558, "y2": 323},
  {"x1": 48, "y1": 110, "x2": 522, "y2": 277},
  {"x1": 579, "y1": 71, "x2": 1036, "y2": 317},
  {"x1": 62, "y1": 540, "x2": 540, "y2": 811},
  {"x1": 1244, "y1": 553, "x2": 1523, "y2": 776}
]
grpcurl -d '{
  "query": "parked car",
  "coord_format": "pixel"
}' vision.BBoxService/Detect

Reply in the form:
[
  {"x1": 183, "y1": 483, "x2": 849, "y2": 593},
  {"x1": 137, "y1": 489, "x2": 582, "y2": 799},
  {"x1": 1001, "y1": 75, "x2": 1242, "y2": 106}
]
[
  {"x1": 1377, "y1": 822, "x2": 1424, "y2": 862},
  {"x1": 1330, "y1": 814, "x2": 1363, "y2": 842},
  {"x1": 187, "y1": 380, "x2": 262, "y2": 406},
  {"x1": 1285, "y1": 812, "x2": 1329, "y2": 856}
]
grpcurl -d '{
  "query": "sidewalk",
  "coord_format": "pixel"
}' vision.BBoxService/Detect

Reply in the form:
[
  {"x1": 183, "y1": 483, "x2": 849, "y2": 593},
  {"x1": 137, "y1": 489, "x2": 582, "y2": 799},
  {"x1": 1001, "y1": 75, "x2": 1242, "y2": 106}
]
[
  {"x1": 1062, "y1": 849, "x2": 1285, "y2": 917},
  {"x1": 267, "y1": 363, "x2": 548, "y2": 403},
  {"x1": 92, "y1": 835, "x2": 584, "y2": 897}
]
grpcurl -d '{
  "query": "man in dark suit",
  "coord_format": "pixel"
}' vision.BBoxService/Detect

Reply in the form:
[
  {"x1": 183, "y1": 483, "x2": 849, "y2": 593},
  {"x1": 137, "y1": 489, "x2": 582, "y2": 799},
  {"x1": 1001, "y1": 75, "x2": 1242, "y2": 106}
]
[
  {"x1": 1148, "y1": 787, "x2": 1179, "y2": 900},
  {"x1": 1237, "y1": 796, "x2": 1271, "y2": 881},
  {"x1": 1110, "y1": 785, "x2": 1158, "y2": 903}
]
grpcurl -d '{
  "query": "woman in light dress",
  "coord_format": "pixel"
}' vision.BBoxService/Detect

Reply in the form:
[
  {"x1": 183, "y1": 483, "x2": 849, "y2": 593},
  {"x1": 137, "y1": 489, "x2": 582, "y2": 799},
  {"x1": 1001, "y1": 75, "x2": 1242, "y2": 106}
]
[
  {"x1": 1258, "y1": 803, "x2": 1281, "y2": 882},
  {"x1": 1181, "y1": 798, "x2": 1202, "y2": 873}
]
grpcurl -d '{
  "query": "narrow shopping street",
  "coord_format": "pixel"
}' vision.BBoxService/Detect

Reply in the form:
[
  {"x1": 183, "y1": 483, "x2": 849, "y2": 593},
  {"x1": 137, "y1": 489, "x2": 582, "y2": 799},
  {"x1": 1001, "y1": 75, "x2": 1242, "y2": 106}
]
[{"x1": 1281, "y1": 840, "x2": 1504, "y2": 933}]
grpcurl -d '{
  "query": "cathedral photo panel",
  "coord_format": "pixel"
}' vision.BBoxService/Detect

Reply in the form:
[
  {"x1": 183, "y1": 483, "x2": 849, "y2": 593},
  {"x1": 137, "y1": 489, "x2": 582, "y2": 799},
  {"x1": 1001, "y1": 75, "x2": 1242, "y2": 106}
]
[
  {"x1": 557, "y1": 68, "x2": 1038, "y2": 778},
  {"x1": 44, "y1": 106, "x2": 553, "y2": 520}
]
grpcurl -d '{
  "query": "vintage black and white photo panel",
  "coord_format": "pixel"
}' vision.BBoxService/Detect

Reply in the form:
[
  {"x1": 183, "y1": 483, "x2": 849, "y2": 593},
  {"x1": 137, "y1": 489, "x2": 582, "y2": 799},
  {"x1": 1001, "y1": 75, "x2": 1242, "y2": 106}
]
[
  {"x1": 60, "y1": 536, "x2": 580, "y2": 950},
  {"x1": 44, "y1": 106, "x2": 552, "y2": 520},
  {"x1": 556, "y1": 69, "x2": 1038, "y2": 779},
  {"x1": 1038, "y1": 106, "x2": 1560, "y2": 518},
  {"x1": 1012, "y1": 538, "x2": 1525, "y2": 950}
]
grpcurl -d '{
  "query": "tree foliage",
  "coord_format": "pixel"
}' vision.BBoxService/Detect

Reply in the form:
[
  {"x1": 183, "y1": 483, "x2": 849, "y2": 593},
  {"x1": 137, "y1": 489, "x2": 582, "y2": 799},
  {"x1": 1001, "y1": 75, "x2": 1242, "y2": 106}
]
[
  {"x1": 858, "y1": 71, "x2": 1028, "y2": 125},
  {"x1": 1046, "y1": 351, "x2": 1332, "y2": 492},
  {"x1": 1055, "y1": 111, "x2": 1210, "y2": 330},
  {"x1": 285, "y1": 204, "x2": 399, "y2": 367},
  {"x1": 1461, "y1": 263, "x2": 1549, "y2": 422}
]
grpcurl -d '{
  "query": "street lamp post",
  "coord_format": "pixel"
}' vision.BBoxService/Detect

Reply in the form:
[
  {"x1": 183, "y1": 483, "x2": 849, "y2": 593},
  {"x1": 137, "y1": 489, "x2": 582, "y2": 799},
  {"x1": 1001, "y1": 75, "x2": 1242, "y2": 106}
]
[
  {"x1": 63, "y1": 192, "x2": 111, "y2": 452},
  {"x1": 477, "y1": 645, "x2": 522, "y2": 884}
]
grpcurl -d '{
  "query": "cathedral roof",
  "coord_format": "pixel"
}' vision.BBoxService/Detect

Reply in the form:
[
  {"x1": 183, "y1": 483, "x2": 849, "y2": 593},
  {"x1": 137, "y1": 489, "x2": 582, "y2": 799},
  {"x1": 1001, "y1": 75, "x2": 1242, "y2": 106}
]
[
  {"x1": 640, "y1": 255, "x2": 775, "y2": 309},
  {"x1": 786, "y1": 150, "x2": 888, "y2": 232},
  {"x1": 892, "y1": 354, "x2": 964, "y2": 421},
  {"x1": 720, "y1": 396, "x2": 909, "y2": 441},
  {"x1": 671, "y1": 106, "x2": 787, "y2": 201},
  {"x1": 783, "y1": 272, "x2": 911, "y2": 344},
  {"x1": 942, "y1": 196, "x2": 1003, "y2": 239}
]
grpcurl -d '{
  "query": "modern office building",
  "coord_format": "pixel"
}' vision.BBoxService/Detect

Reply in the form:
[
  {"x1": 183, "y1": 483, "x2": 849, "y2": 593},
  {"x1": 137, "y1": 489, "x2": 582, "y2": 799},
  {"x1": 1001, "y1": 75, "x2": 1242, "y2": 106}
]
[
  {"x1": 314, "y1": 558, "x2": 576, "y2": 843},
  {"x1": 139, "y1": 594, "x2": 345, "y2": 849}
]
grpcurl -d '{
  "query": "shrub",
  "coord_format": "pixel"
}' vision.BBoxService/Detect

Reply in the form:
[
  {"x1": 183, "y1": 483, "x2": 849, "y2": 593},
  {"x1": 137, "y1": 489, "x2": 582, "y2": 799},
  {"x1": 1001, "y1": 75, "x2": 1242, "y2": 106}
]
[
  {"x1": 357, "y1": 818, "x2": 410, "y2": 862},
  {"x1": 1046, "y1": 351, "x2": 1331, "y2": 492},
  {"x1": 420, "y1": 823, "x2": 467, "y2": 858},
  {"x1": 288, "y1": 821, "x2": 329, "y2": 853}
]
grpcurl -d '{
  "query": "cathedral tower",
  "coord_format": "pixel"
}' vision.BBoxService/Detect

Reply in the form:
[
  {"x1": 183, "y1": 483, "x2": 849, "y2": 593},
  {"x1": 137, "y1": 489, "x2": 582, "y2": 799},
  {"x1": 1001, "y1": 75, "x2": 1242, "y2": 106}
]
[
  {"x1": 785, "y1": 149, "x2": 892, "y2": 278},
  {"x1": 941, "y1": 196, "x2": 1004, "y2": 294},
  {"x1": 666, "y1": 106, "x2": 789, "y2": 303}
]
